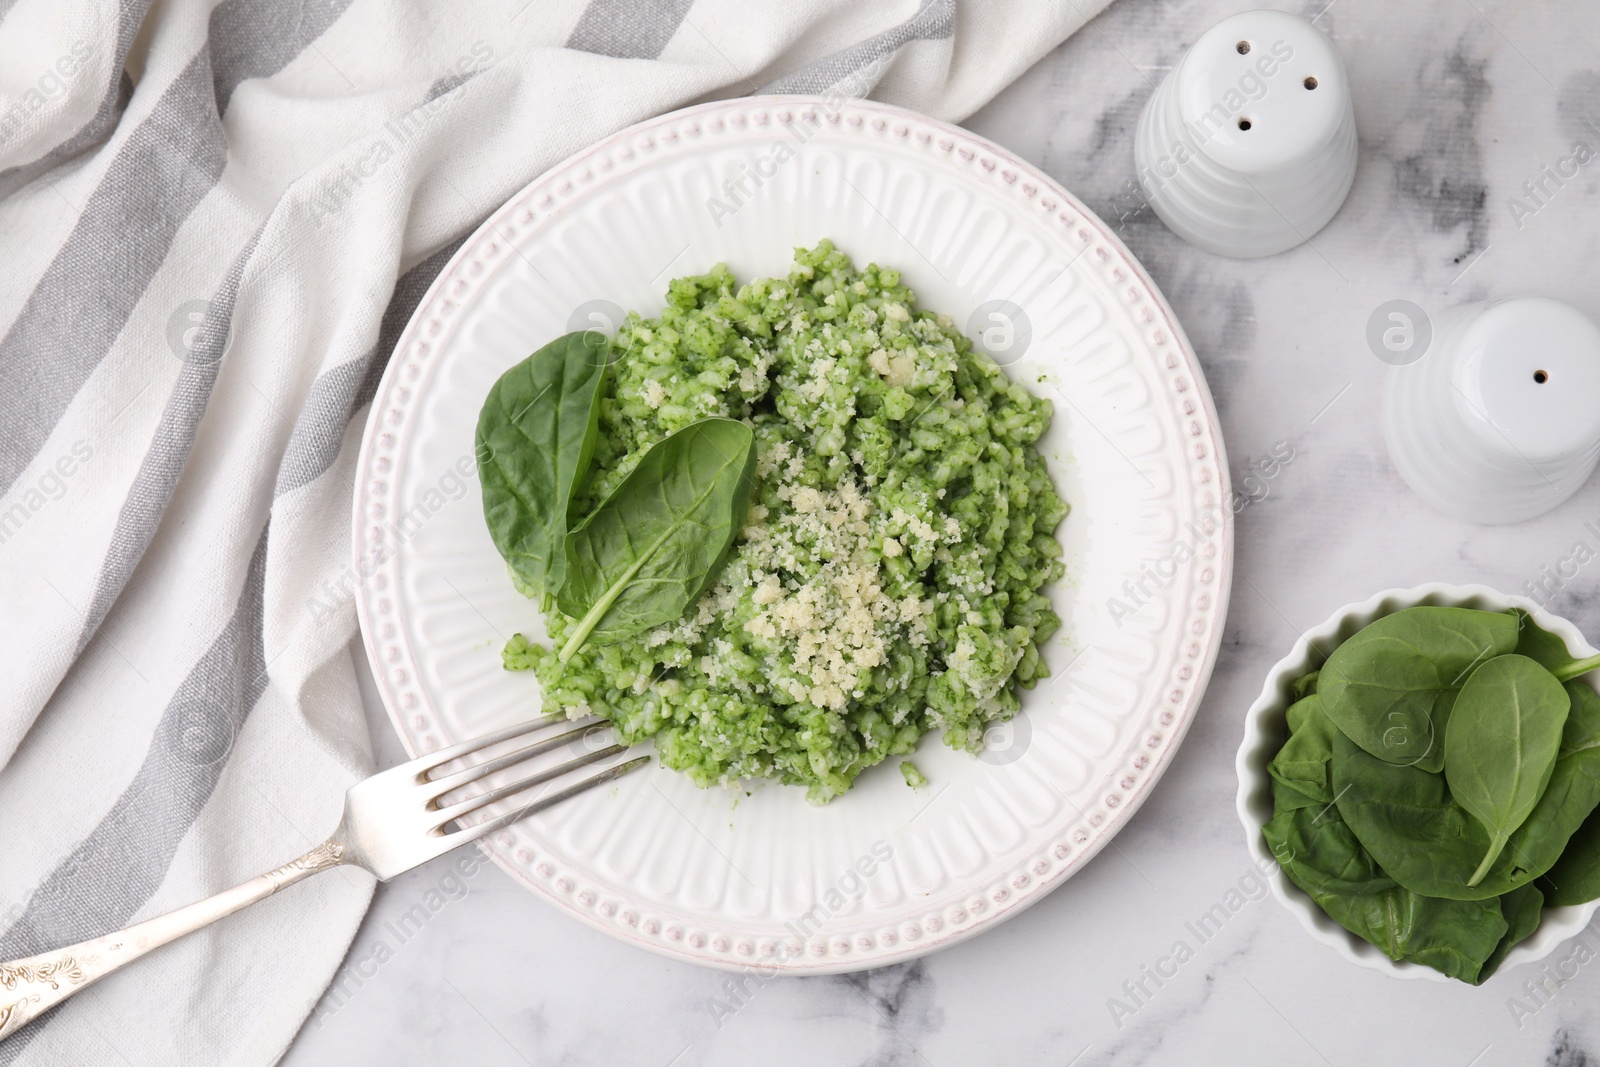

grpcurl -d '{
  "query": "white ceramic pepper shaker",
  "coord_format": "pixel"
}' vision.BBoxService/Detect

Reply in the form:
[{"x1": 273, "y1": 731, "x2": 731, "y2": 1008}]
[
  {"x1": 1383, "y1": 297, "x2": 1600, "y2": 525},
  {"x1": 1133, "y1": 9, "x2": 1358, "y2": 258}
]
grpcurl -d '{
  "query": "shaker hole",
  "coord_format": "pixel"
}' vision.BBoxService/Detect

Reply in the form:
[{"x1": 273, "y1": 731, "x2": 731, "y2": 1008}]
[
  {"x1": 1534, "y1": 369, "x2": 1549, "y2": 384},
  {"x1": 1236, "y1": 40, "x2": 1251, "y2": 54},
  {"x1": 1304, "y1": 76, "x2": 1319, "y2": 90},
  {"x1": 1238, "y1": 118, "x2": 1253, "y2": 131}
]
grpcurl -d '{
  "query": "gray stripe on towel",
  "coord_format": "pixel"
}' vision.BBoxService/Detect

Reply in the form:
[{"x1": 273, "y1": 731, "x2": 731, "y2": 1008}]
[
  {"x1": 0, "y1": 525, "x2": 271, "y2": 1062},
  {"x1": 274, "y1": 237, "x2": 466, "y2": 500},
  {"x1": 761, "y1": 0, "x2": 954, "y2": 96},
  {"x1": 567, "y1": 0, "x2": 697, "y2": 59},
  {"x1": 72, "y1": 230, "x2": 263, "y2": 655},
  {"x1": 0, "y1": 0, "x2": 354, "y2": 496}
]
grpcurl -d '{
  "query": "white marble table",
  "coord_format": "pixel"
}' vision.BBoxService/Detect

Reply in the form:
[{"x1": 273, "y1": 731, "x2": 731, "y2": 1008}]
[{"x1": 284, "y1": 1, "x2": 1600, "y2": 1063}]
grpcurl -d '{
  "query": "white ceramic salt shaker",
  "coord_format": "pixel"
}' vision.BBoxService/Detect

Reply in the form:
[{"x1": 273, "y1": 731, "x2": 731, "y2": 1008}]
[
  {"x1": 1133, "y1": 9, "x2": 1358, "y2": 258},
  {"x1": 1383, "y1": 297, "x2": 1600, "y2": 525}
]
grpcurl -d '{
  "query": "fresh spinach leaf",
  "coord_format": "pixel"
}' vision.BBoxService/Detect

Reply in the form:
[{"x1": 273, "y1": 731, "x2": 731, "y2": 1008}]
[
  {"x1": 1537, "y1": 682, "x2": 1600, "y2": 906},
  {"x1": 1265, "y1": 689, "x2": 1534, "y2": 982},
  {"x1": 1268, "y1": 695, "x2": 1340, "y2": 813},
  {"x1": 476, "y1": 332, "x2": 609, "y2": 597},
  {"x1": 1444, "y1": 655, "x2": 1569, "y2": 886},
  {"x1": 1387, "y1": 892, "x2": 1510, "y2": 983},
  {"x1": 1265, "y1": 700, "x2": 1392, "y2": 899},
  {"x1": 1264, "y1": 804, "x2": 1397, "y2": 899},
  {"x1": 556, "y1": 417, "x2": 757, "y2": 659},
  {"x1": 1334, "y1": 732, "x2": 1523, "y2": 899},
  {"x1": 1513, "y1": 609, "x2": 1580, "y2": 673},
  {"x1": 1542, "y1": 808, "x2": 1600, "y2": 905},
  {"x1": 1334, "y1": 686, "x2": 1600, "y2": 901},
  {"x1": 1331, "y1": 888, "x2": 1506, "y2": 983},
  {"x1": 1477, "y1": 883, "x2": 1544, "y2": 984},
  {"x1": 1513, "y1": 608, "x2": 1600, "y2": 682},
  {"x1": 1488, "y1": 676, "x2": 1600, "y2": 890},
  {"x1": 1291, "y1": 670, "x2": 1320, "y2": 700},
  {"x1": 1319, "y1": 606, "x2": 1518, "y2": 773},
  {"x1": 1564, "y1": 679, "x2": 1600, "y2": 751},
  {"x1": 1265, "y1": 777, "x2": 1506, "y2": 982}
]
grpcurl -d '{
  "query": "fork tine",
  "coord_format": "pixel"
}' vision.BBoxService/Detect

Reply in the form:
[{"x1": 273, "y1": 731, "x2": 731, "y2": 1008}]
[
  {"x1": 409, "y1": 712, "x2": 583, "y2": 775},
  {"x1": 432, "y1": 744, "x2": 628, "y2": 828},
  {"x1": 448, "y1": 755, "x2": 652, "y2": 846},
  {"x1": 426, "y1": 722, "x2": 611, "y2": 795}
]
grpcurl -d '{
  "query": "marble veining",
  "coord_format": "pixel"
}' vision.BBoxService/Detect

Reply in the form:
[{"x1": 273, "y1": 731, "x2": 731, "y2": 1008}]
[
  {"x1": 1392, "y1": 36, "x2": 1492, "y2": 265},
  {"x1": 282, "y1": 0, "x2": 1600, "y2": 1064}
]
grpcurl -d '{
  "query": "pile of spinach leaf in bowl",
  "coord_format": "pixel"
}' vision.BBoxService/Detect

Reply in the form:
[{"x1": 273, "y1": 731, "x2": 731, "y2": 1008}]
[
  {"x1": 1265, "y1": 605, "x2": 1600, "y2": 983},
  {"x1": 475, "y1": 241, "x2": 1068, "y2": 803}
]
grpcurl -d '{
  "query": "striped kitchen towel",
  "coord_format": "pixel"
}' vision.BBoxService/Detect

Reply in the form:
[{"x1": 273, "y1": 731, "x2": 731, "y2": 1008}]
[{"x1": 0, "y1": 0, "x2": 1114, "y2": 1061}]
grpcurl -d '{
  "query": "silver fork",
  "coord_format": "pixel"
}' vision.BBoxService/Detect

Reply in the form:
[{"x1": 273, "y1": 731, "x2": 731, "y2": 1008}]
[{"x1": 0, "y1": 714, "x2": 646, "y2": 1041}]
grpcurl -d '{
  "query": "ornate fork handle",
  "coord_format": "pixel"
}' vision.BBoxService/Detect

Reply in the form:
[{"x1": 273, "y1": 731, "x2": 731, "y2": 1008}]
[{"x1": 0, "y1": 841, "x2": 346, "y2": 1042}]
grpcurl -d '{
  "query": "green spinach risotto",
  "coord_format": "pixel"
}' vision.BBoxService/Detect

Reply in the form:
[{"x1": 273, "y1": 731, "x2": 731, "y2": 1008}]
[{"x1": 485, "y1": 240, "x2": 1067, "y2": 802}]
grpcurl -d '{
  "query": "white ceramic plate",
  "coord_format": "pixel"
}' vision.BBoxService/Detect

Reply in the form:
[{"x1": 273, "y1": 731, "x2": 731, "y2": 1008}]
[
  {"x1": 352, "y1": 96, "x2": 1231, "y2": 973},
  {"x1": 1236, "y1": 583, "x2": 1600, "y2": 981}
]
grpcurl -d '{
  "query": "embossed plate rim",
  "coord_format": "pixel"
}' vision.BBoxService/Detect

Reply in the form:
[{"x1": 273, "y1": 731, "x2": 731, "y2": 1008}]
[{"x1": 352, "y1": 95, "x2": 1233, "y2": 973}]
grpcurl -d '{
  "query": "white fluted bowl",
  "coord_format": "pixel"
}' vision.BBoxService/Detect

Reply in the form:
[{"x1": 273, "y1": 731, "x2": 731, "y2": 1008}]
[{"x1": 1236, "y1": 583, "x2": 1600, "y2": 981}]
